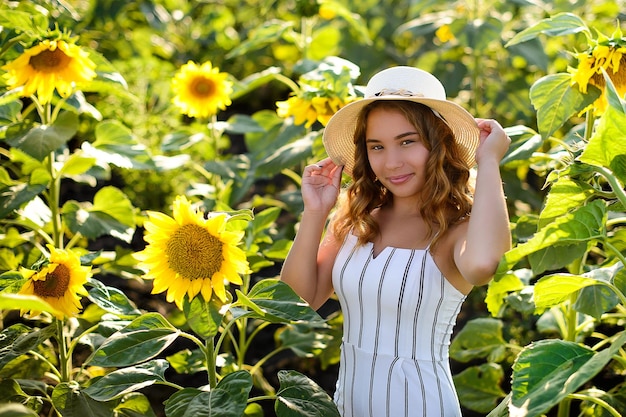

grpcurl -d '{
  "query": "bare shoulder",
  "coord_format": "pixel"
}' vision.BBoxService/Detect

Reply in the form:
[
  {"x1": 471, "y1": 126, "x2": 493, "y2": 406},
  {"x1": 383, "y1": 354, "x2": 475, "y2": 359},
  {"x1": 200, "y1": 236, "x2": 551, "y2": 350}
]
[{"x1": 431, "y1": 219, "x2": 474, "y2": 295}]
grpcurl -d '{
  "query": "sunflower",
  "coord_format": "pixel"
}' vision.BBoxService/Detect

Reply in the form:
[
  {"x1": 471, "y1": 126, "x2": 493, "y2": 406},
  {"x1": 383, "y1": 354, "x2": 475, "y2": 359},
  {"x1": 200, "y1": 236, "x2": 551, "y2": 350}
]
[
  {"x1": 171, "y1": 61, "x2": 233, "y2": 119},
  {"x1": 18, "y1": 245, "x2": 91, "y2": 320},
  {"x1": 276, "y1": 95, "x2": 353, "y2": 127},
  {"x1": 570, "y1": 29, "x2": 626, "y2": 114},
  {"x1": 2, "y1": 38, "x2": 97, "y2": 105},
  {"x1": 135, "y1": 195, "x2": 250, "y2": 308}
]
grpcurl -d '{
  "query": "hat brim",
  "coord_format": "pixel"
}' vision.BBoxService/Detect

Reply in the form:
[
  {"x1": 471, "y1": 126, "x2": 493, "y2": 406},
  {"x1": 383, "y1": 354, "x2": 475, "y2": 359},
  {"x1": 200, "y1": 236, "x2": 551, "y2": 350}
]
[{"x1": 322, "y1": 95, "x2": 480, "y2": 177}]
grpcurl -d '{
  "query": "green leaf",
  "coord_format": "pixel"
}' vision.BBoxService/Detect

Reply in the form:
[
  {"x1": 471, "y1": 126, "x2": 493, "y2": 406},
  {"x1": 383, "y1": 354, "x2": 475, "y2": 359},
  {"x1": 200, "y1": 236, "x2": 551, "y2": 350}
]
[
  {"x1": 533, "y1": 274, "x2": 597, "y2": 310},
  {"x1": 529, "y1": 73, "x2": 600, "y2": 138},
  {"x1": 527, "y1": 242, "x2": 589, "y2": 275},
  {"x1": 52, "y1": 381, "x2": 115, "y2": 417},
  {"x1": 497, "y1": 200, "x2": 606, "y2": 276},
  {"x1": 539, "y1": 177, "x2": 596, "y2": 228},
  {"x1": 486, "y1": 272, "x2": 525, "y2": 316},
  {"x1": 250, "y1": 206, "x2": 281, "y2": 235},
  {"x1": 505, "y1": 13, "x2": 590, "y2": 47},
  {"x1": 83, "y1": 120, "x2": 155, "y2": 170},
  {"x1": 164, "y1": 371, "x2": 253, "y2": 417},
  {"x1": 450, "y1": 318, "x2": 506, "y2": 363},
  {"x1": 573, "y1": 263, "x2": 622, "y2": 319},
  {"x1": 579, "y1": 104, "x2": 626, "y2": 184},
  {"x1": 87, "y1": 313, "x2": 180, "y2": 367},
  {"x1": 183, "y1": 295, "x2": 225, "y2": 339},
  {"x1": 276, "y1": 323, "x2": 332, "y2": 358},
  {"x1": 59, "y1": 152, "x2": 98, "y2": 177},
  {"x1": 275, "y1": 370, "x2": 340, "y2": 417},
  {"x1": 87, "y1": 279, "x2": 142, "y2": 318},
  {"x1": 225, "y1": 20, "x2": 294, "y2": 59},
  {"x1": 234, "y1": 279, "x2": 324, "y2": 324},
  {"x1": 0, "y1": 293, "x2": 63, "y2": 318},
  {"x1": 225, "y1": 114, "x2": 266, "y2": 134},
  {"x1": 256, "y1": 133, "x2": 316, "y2": 176},
  {"x1": 84, "y1": 359, "x2": 169, "y2": 401},
  {"x1": 602, "y1": 67, "x2": 626, "y2": 113},
  {"x1": 0, "y1": 403, "x2": 39, "y2": 417},
  {"x1": 166, "y1": 348, "x2": 206, "y2": 374},
  {"x1": 7, "y1": 111, "x2": 78, "y2": 161},
  {"x1": 454, "y1": 364, "x2": 506, "y2": 413},
  {"x1": 0, "y1": 180, "x2": 48, "y2": 219},
  {"x1": 0, "y1": 324, "x2": 56, "y2": 369},
  {"x1": 510, "y1": 333, "x2": 626, "y2": 416},
  {"x1": 63, "y1": 186, "x2": 136, "y2": 243},
  {"x1": 113, "y1": 392, "x2": 157, "y2": 417}
]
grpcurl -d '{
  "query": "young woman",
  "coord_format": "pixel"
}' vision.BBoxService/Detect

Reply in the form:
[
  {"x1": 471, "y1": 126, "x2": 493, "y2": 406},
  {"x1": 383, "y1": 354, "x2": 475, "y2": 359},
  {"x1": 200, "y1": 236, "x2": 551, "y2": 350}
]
[{"x1": 280, "y1": 66, "x2": 511, "y2": 417}]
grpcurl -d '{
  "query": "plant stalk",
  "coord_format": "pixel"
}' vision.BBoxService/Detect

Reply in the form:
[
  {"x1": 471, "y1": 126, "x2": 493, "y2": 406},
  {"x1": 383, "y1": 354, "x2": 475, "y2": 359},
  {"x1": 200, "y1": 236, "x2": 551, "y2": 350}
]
[{"x1": 56, "y1": 319, "x2": 71, "y2": 382}]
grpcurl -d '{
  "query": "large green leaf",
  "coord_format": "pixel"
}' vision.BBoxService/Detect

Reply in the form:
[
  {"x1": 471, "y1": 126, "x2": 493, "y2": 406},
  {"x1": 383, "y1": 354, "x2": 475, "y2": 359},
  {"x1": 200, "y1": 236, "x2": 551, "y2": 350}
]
[
  {"x1": 84, "y1": 359, "x2": 169, "y2": 401},
  {"x1": 225, "y1": 20, "x2": 293, "y2": 59},
  {"x1": 0, "y1": 324, "x2": 56, "y2": 370},
  {"x1": 113, "y1": 393, "x2": 157, "y2": 417},
  {"x1": 0, "y1": 293, "x2": 62, "y2": 319},
  {"x1": 0, "y1": 403, "x2": 39, "y2": 417},
  {"x1": 82, "y1": 120, "x2": 155, "y2": 170},
  {"x1": 497, "y1": 199, "x2": 606, "y2": 276},
  {"x1": 505, "y1": 13, "x2": 589, "y2": 47},
  {"x1": 63, "y1": 186, "x2": 136, "y2": 243},
  {"x1": 256, "y1": 133, "x2": 316, "y2": 176},
  {"x1": 450, "y1": 318, "x2": 506, "y2": 363},
  {"x1": 573, "y1": 263, "x2": 622, "y2": 319},
  {"x1": 539, "y1": 177, "x2": 596, "y2": 228},
  {"x1": 454, "y1": 364, "x2": 506, "y2": 413},
  {"x1": 510, "y1": 333, "x2": 626, "y2": 417},
  {"x1": 276, "y1": 323, "x2": 333, "y2": 358},
  {"x1": 486, "y1": 272, "x2": 525, "y2": 316},
  {"x1": 529, "y1": 73, "x2": 600, "y2": 139},
  {"x1": 527, "y1": 242, "x2": 589, "y2": 275},
  {"x1": 86, "y1": 313, "x2": 180, "y2": 367},
  {"x1": 579, "y1": 104, "x2": 626, "y2": 184},
  {"x1": 234, "y1": 279, "x2": 324, "y2": 324},
  {"x1": 0, "y1": 171, "x2": 49, "y2": 218},
  {"x1": 533, "y1": 274, "x2": 597, "y2": 310},
  {"x1": 87, "y1": 279, "x2": 142, "y2": 318},
  {"x1": 7, "y1": 111, "x2": 78, "y2": 161},
  {"x1": 183, "y1": 295, "x2": 225, "y2": 339},
  {"x1": 52, "y1": 381, "x2": 115, "y2": 417},
  {"x1": 164, "y1": 371, "x2": 252, "y2": 417},
  {"x1": 274, "y1": 370, "x2": 340, "y2": 417}
]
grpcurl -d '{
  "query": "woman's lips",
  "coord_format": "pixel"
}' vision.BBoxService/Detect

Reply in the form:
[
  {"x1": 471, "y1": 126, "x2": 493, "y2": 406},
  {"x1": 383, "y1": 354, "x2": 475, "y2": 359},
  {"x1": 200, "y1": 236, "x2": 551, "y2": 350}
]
[{"x1": 387, "y1": 174, "x2": 413, "y2": 185}]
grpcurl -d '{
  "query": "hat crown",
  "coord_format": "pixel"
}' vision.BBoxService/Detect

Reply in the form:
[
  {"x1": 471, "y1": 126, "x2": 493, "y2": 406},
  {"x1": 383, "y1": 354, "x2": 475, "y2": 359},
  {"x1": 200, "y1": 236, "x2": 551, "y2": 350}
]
[{"x1": 364, "y1": 66, "x2": 446, "y2": 100}]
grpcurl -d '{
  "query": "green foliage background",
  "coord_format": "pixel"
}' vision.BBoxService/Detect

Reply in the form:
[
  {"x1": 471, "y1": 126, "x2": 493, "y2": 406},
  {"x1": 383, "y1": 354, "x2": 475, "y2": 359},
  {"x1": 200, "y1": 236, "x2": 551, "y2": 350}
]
[{"x1": 0, "y1": 0, "x2": 625, "y2": 416}]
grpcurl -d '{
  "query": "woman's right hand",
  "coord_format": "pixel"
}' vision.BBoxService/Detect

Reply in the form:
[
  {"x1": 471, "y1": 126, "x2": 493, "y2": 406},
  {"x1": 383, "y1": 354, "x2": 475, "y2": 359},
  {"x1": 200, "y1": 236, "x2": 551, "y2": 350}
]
[{"x1": 301, "y1": 157, "x2": 343, "y2": 214}]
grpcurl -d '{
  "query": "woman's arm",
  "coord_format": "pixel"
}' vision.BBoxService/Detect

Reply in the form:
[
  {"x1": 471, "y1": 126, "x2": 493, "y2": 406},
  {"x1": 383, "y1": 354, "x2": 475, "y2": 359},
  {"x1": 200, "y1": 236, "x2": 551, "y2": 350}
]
[
  {"x1": 280, "y1": 158, "x2": 343, "y2": 309},
  {"x1": 455, "y1": 119, "x2": 512, "y2": 286}
]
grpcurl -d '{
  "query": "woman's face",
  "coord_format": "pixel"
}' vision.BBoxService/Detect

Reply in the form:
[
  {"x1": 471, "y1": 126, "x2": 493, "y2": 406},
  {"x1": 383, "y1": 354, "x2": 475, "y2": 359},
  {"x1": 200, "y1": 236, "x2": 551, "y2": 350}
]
[{"x1": 365, "y1": 106, "x2": 430, "y2": 201}]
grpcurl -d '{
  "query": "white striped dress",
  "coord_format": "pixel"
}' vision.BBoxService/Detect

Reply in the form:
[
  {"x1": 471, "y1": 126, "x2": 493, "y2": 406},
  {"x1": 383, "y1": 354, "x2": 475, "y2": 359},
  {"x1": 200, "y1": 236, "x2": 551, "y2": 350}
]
[{"x1": 331, "y1": 233, "x2": 466, "y2": 417}]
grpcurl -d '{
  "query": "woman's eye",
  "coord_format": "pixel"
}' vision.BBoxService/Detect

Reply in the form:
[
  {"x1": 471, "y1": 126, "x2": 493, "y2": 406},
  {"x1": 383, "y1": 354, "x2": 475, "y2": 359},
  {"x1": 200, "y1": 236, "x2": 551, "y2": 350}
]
[
  {"x1": 370, "y1": 145, "x2": 383, "y2": 150},
  {"x1": 401, "y1": 139, "x2": 414, "y2": 146}
]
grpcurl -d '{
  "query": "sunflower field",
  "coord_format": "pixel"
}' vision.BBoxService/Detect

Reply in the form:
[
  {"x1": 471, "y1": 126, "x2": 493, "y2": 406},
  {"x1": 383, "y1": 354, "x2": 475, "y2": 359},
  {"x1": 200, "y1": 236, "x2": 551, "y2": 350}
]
[{"x1": 0, "y1": 0, "x2": 625, "y2": 416}]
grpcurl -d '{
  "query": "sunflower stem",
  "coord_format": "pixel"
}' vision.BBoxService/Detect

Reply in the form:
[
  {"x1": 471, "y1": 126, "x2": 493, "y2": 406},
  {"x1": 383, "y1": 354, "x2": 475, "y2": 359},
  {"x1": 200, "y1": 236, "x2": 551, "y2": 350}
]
[
  {"x1": 583, "y1": 109, "x2": 595, "y2": 141},
  {"x1": 55, "y1": 319, "x2": 71, "y2": 382},
  {"x1": 47, "y1": 151, "x2": 63, "y2": 248},
  {"x1": 205, "y1": 337, "x2": 218, "y2": 389}
]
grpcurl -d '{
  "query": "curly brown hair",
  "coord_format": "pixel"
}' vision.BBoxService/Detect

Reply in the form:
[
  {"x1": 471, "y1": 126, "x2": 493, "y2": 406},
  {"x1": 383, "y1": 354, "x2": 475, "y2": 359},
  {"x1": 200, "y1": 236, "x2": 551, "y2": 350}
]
[{"x1": 330, "y1": 100, "x2": 474, "y2": 250}]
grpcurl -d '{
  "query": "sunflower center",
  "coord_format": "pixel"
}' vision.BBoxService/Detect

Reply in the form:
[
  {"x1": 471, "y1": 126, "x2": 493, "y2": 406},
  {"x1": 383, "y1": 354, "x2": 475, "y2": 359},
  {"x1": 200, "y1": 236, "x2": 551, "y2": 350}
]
[
  {"x1": 166, "y1": 224, "x2": 224, "y2": 280},
  {"x1": 29, "y1": 48, "x2": 71, "y2": 73},
  {"x1": 191, "y1": 77, "x2": 216, "y2": 98},
  {"x1": 33, "y1": 264, "x2": 71, "y2": 298}
]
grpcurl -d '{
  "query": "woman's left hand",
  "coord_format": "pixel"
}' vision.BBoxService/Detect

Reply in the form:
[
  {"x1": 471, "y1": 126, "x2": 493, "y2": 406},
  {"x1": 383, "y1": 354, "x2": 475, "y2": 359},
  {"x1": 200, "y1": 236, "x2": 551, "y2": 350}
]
[{"x1": 474, "y1": 118, "x2": 511, "y2": 165}]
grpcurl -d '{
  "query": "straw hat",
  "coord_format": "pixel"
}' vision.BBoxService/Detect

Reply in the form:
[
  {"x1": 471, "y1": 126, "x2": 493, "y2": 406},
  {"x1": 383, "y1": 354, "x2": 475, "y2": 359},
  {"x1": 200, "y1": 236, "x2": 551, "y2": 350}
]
[{"x1": 322, "y1": 66, "x2": 480, "y2": 176}]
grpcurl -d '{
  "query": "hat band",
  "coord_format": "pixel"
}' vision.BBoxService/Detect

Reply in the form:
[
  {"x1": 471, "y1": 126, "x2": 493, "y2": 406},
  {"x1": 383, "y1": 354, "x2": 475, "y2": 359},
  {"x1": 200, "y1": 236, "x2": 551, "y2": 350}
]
[{"x1": 373, "y1": 88, "x2": 424, "y2": 97}]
